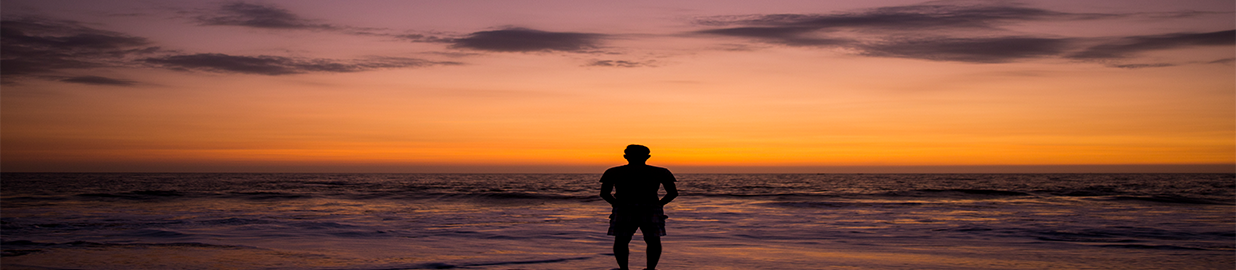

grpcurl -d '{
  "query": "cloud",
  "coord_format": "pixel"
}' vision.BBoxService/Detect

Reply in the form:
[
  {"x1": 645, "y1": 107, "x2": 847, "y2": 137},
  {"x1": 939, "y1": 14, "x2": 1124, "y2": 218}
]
[
  {"x1": 196, "y1": 2, "x2": 334, "y2": 30},
  {"x1": 696, "y1": 27, "x2": 849, "y2": 46},
  {"x1": 450, "y1": 28, "x2": 602, "y2": 52},
  {"x1": 1, "y1": 15, "x2": 463, "y2": 84},
  {"x1": 396, "y1": 33, "x2": 454, "y2": 43},
  {"x1": 1067, "y1": 30, "x2": 1236, "y2": 59},
  {"x1": 1, "y1": 17, "x2": 158, "y2": 83},
  {"x1": 692, "y1": 3, "x2": 1234, "y2": 66},
  {"x1": 144, "y1": 53, "x2": 459, "y2": 75},
  {"x1": 586, "y1": 60, "x2": 656, "y2": 68},
  {"x1": 690, "y1": 3, "x2": 1098, "y2": 63},
  {"x1": 697, "y1": 4, "x2": 1095, "y2": 31},
  {"x1": 1110, "y1": 63, "x2": 1175, "y2": 69},
  {"x1": 2, "y1": 13, "x2": 473, "y2": 85},
  {"x1": 195, "y1": 2, "x2": 432, "y2": 39},
  {"x1": 1208, "y1": 58, "x2": 1235, "y2": 65},
  {"x1": 59, "y1": 75, "x2": 138, "y2": 86},
  {"x1": 861, "y1": 37, "x2": 1072, "y2": 63},
  {"x1": 694, "y1": 3, "x2": 1103, "y2": 46}
]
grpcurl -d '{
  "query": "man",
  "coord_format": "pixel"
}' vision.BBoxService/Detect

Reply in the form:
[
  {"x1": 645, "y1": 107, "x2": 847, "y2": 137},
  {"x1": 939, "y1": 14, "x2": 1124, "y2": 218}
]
[{"x1": 600, "y1": 144, "x2": 678, "y2": 270}]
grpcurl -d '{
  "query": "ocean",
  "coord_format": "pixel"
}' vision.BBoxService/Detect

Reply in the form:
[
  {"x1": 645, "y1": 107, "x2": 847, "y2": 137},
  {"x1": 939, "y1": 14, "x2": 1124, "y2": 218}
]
[{"x1": 2, "y1": 173, "x2": 1232, "y2": 269}]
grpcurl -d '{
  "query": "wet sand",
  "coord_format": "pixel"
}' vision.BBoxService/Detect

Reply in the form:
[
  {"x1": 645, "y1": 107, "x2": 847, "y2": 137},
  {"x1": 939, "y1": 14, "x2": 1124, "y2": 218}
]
[{"x1": 5, "y1": 236, "x2": 1231, "y2": 269}]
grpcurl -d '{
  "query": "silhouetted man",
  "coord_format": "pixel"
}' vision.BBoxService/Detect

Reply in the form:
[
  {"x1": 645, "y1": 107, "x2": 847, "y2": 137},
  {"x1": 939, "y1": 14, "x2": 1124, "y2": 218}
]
[{"x1": 600, "y1": 144, "x2": 678, "y2": 270}]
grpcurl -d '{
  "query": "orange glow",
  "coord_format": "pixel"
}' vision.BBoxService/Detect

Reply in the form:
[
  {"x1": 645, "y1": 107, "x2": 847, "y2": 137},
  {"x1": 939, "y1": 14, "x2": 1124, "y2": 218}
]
[{"x1": 2, "y1": 1, "x2": 1233, "y2": 172}]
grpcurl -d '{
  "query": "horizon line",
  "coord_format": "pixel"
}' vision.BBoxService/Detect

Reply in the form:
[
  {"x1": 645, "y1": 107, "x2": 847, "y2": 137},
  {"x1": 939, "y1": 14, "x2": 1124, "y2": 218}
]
[{"x1": 3, "y1": 164, "x2": 1232, "y2": 174}]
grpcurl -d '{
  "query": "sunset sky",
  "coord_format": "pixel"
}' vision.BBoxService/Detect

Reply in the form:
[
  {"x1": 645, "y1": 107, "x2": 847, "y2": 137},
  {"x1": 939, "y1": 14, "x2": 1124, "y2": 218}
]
[{"x1": 2, "y1": 0, "x2": 1233, "y2": 173}]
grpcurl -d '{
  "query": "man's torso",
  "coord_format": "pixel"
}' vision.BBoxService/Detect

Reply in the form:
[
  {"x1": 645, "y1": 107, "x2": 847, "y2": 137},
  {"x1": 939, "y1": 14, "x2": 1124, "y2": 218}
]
[{"x1": 601, "y1": 164, "x2": 675, "y2": 205}]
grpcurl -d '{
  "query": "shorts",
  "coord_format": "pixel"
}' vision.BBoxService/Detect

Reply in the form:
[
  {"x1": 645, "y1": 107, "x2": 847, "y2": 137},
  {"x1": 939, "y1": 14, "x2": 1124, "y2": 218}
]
[{"x1": 607, "y1": 204, "x2": 668, "y2": 236}]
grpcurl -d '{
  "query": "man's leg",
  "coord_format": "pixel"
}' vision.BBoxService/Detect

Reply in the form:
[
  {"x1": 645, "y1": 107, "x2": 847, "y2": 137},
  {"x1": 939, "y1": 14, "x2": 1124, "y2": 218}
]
[
  {"x1": 613, "y1": 226, "x2": 635, "y2": 270},
  {"x1": 641, "y1": 223, "x2": 662, "y2": 270}
]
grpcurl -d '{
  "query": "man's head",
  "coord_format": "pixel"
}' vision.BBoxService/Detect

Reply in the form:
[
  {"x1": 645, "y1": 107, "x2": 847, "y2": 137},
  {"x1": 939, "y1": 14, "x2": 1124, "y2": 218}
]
[{"x1": 623, "y1": 144, "x2": 650, "y2": 164}]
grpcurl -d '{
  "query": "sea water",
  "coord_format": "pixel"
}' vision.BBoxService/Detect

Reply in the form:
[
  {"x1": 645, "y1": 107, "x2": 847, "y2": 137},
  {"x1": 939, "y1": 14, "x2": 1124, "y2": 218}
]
[{"x1": 2, "y1": 173, "x2": 1232, "y2": 269}]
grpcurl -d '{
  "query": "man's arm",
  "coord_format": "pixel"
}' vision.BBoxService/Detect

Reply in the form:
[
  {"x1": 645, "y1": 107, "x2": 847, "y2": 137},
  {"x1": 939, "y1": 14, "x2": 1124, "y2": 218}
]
[
  {"x1": 600, "y1": 182, "x2": 617, "y2": 205},
  {"x1": 659, "y1": 181, "x2": 677, "y2": 206}
]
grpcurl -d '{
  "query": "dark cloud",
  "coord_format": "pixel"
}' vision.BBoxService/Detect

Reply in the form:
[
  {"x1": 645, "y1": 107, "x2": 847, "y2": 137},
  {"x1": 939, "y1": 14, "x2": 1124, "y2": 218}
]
[
  {"x1": 396, "y1": 33, "x2": 454, "y2": 43},
  {"x1": 1134, "y1": 11, "x2": 1231, "y2": 19},
  {"x1": 2, "y1": 13, "x2": 470, "y2": 85},
  {"x1": 144, "y1": 53, "x2": 459, "y2": 75},
  {"x1": 586, "y1": 60, "x2": 655, "y2": 68},
  {"x1": 450, "y1": 28, "x2": 602, "y2": 52},
  {"x1": 1, "y1": 16, "x2": 462, "y2": 84},
  {"x1": 693, "y1": 3, "x2": 1233, "y2": 66},
  {"x1": 698, "y1": 4, "x2": 1092, "y2": 31},
  {"x1": 861, "y1": 37, "x2": 1072, "y2": 63},
  {"x1": 1208, "y1": 58, "x2": 1235, "y2": 65},
  {"x1": 197, "y1": 2, "x2": 333, "y2": 30},
  {"x1": 145, "y1": 53, "x2": 301, "y2": 75},
  {"x1": 1110, "y1": 63, "x2": 1175, "y2": 69},
  {"x1": 1, "y1": 17, "x2": 158, "y2": 83},
  {"x1": 695, "y1": 3, "x2": 1101, "y2": 46},
  {"x1": 691, "y1": 3, "x2": 1097, "y2": 62},
  {"x1": 1067, "y1": 30, "x2": 1235, "y2": 59},
  {"x1": 195, "y1": 2, "x2": 424, "y2": 38},
  {"x1": 60, "y1": 75, "x2": 138, "y2": 86},
  {"x1": 695, "y1": 27, "x2": 849, "y2": 46}
]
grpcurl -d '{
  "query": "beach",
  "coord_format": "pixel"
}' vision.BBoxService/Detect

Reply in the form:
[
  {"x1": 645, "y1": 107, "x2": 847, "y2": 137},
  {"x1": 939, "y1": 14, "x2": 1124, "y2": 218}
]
[{"x1": 2, "y1": 173, "x2": 1232, "y2": 269}]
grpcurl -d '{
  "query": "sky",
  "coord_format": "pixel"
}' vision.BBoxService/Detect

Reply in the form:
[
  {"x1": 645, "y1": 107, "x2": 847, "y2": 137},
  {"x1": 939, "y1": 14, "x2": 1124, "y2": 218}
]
[{"x1": 1, "y1": 0, "x2": 1233, "y2": 173}]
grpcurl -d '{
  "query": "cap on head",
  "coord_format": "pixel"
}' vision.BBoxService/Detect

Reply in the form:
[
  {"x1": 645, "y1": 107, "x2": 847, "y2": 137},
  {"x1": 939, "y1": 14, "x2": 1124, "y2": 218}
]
[{"x1": 624, "y1": 144, "x2": 650, "y2": 156}]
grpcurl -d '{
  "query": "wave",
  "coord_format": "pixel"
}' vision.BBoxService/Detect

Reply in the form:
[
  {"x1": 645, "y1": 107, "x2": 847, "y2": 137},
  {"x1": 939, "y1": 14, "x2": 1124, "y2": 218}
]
[
  {"x1": 57, "y1": 190, "x2": 602, "y2": 203},
  {"x1": 0, "y1": 249, "x2": 41, "y2": 257},
  {"x1": 758, "y1": 201, "x2": 925, "y2": 209},
  {"x1": 3, "y1": 196, "x2": 69, "y2": 202},
  {"x1": 76, "y1": 190, "x2": 186, "y2": 200},
  {"x1": 428, "y1": 192, "x2": 600, "y2": 202},
  {"x1": 696, "y1": 193, "x2": 828, "y2": 198},
  {"x1": 223, "y1": 191, "x2": 313, "y2": 200},
  {"x1": 1097, "y1": 244, "x2": 1210, "y2": 250},
  {"x1": 193, "y1": 217, "x2": 275, "y2": 226},
  {"x1": 73, "y1": 190, "x2": 318, "y2": 201},
  {"x1": 1027, "y1": 226, "x2": 1230, "y2": 245},
  {"x1": 920, "y1": 189, "x2": 1029, "y2": 196},
  {"x1": 693, "y1": 189, "x2": 1029, "y2": 200},
  {"x1": 382, "y1": 256, "x2": 594, "y2": 269},
  {"x1": 300, "y1": 180, "x2": 358, "y2": 186},
  {"x1": 0, "y1": 240, "x2": 255, "y2": 257},
  {"x1": 1107, "y1": 195, "x2": 1232, "y2": 205},
  {"x1": 2, "y1": 240, "x2": 252, "y2": 249}
]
